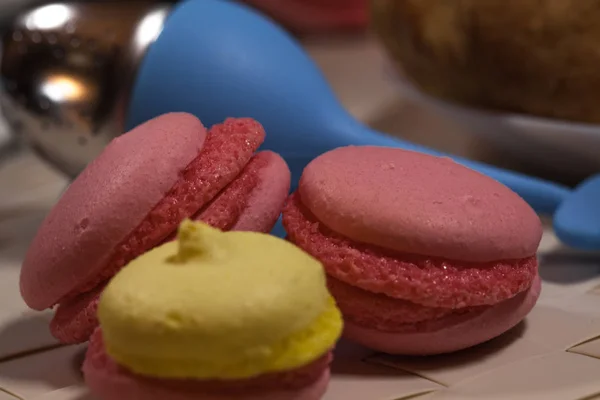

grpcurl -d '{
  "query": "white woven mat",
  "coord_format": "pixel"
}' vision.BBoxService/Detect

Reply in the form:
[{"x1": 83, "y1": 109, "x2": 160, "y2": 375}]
[{"x1": 1, "y1": 153, "x2": 600, "y2": 400}]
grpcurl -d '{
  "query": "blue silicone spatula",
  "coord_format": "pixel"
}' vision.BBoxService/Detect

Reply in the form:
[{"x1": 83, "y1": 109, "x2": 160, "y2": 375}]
[{"x1": 124, "y1": 0, "x2": 599, "y2": 249}]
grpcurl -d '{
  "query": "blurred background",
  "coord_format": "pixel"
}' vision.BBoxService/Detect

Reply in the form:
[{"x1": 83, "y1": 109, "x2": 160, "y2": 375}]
[{"x1": 0, "y1": 0, "x2": 599, "y2": 190}]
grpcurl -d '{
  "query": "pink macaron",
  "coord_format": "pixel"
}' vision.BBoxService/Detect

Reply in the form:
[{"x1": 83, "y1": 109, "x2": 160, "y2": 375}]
[
  {"x1": 282, "y1": 146, "x2": 543, "y2": 355},
  {"x1": 20, "y1": 112, "x2": 291, "y2": 345}
]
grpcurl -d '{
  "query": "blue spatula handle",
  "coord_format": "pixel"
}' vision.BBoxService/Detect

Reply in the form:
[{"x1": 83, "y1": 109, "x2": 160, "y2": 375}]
[
  {"x1": 127, "y1": 0, "x2": 571, "y2": 217},
  {"x1": 554, "y1": 175, "x2": 600, "y2": 249}
]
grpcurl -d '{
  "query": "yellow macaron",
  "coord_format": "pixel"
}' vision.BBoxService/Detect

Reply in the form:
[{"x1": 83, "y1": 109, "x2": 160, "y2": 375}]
[{"x1": 97, "y1": 219, "x2": 343, "y2": 380}]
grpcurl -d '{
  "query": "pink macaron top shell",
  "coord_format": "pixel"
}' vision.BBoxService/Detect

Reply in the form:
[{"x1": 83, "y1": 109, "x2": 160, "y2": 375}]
[
  {"x1": 299, "y1": 146, "x2": 543, "y2": 263},
  {"x1": 20, "y1": 113, "x2": 206, "y2": 310}
]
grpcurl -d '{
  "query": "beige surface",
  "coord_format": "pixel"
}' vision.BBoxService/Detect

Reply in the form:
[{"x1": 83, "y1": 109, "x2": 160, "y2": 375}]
[
  {"x1": 305, "y1": 34, "x2": 579, "y2": 184},
  {"x1": 0, "y1": 35, "x2": 600, "y2": 399},
  {"x1": 0, "y1": 392, "x2": 18, "y2": 400},
  {"x1": 303, "y1": 35, "x2": 495, "y2": 159}
]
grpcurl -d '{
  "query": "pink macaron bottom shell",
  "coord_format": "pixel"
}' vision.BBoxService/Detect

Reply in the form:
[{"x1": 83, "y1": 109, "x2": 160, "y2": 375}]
[
  {"x1": 49, "y1": 284, "x2": 105, "y2": 344},
  {"x1": 282, "y1": 193, "x2": 538, "y2": 309},
  {"x1": 343, "y1": 275, "x2": 541, "y2": 355},
  {"x1": 326, "y1": 277, "x2": 483, "y2": 332},
  {"x1": 83, "y1": 329, "x2": 331, "y2": 400}
]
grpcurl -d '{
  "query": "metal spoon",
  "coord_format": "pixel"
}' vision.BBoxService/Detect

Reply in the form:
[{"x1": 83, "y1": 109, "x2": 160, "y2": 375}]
[{"x1": 0, "y1": 1, "x2": 173, "y2": 176}]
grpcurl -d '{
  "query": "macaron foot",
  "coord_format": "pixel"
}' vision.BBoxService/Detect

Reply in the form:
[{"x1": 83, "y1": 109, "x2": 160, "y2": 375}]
[
  {"x1": 49, "y1": 283, "x2": 106, "y2": 344},
  {"x1": 326, "y1": 276, "x2": 483, "y2": 332},
  {"x1": 283, "y1": 193, "x2": 538, "y2": 308},
  {"x1": 83, "y1": 329, "x2": 331, "y2": 400},
  {"x1": 342, "y1": 276, "x2": 541, "y2": 355}
]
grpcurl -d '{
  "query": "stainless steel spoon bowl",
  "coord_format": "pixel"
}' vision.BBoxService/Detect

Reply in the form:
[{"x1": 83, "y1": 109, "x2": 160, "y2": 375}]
[{"x1": 0, "y1": 1, "x2": 173, "y2": 177}]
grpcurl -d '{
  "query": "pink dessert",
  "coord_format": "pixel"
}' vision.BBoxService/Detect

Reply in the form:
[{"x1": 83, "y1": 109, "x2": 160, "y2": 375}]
[
  {"x1": 282, "y1": 146, "x2": 543, "y2": 355},
  {"x1": 83, "y1": 329, "x2": 331, "y2": 400},
  {"x1": 19, "y1": 113, "x2": 291, "y2": 345}
]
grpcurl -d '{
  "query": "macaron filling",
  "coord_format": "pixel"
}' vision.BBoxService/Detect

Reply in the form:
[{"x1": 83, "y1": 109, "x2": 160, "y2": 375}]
[
  {"x1": 50, "y1": 118, "x2": 268, "y2": 343},
  {"x1": 97, "y1": 221, "x2": 343, "y2": 379},
  {"x1": 102, "y1": 297, "x2": 341, "y2": 380},
  {"x1": 282, "y1": 193, "x2": 538, "y2": 330}
]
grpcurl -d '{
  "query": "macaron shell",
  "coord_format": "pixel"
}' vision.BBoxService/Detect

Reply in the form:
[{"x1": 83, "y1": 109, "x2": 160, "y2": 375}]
[
  {"x1": 298, "y1": 146, "x2": 543, "y2": 262},
  {"x1": 192, "y1": 151, "x2": 271, "y2": 231},
  {"x1": 231, "y1": 151, "x2": 291, "y2": 233},
  {"x1": 343, "y1": 275, "x2": 541, "y2": 355},
  {"x1": 79, "y1": 117, "x2": 267, "y2": 294},
  {"x1": 49, "y1": 284, "x2": 105, "y2": 344},
  {"x1": 326, "y1": 276, "x2": 460, "y2": 329},
  {"x1": 159, "y1": 151, "x2": 290, "y2": 239},
  {"x1": 20, "y1": 113, "x2": 206, "y2": 310},
  {"x1": 43, "y1": 118, "x2": 269, "y2": 344},
  {"x1": 282, "y1": 192, "x2": 537, "y2": 308},
  {"x1": 83, "y1": 330, "x2": 330, "y2": 400}
]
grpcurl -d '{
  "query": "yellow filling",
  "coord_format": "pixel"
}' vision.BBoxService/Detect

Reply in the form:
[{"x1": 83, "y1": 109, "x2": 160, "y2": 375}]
[{"x1": 98, "y1": 220, "x2": 343, "y2": 379}]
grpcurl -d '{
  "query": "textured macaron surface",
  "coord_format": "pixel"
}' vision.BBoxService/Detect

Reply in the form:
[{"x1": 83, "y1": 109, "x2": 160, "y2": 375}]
[
  {"x1": 298, "y1": 146, "x2": 543, "y2": 263},
  {"x1": 194, "y1": 150, "x2": 290, "y2": 234},
  {"x1": 20, "y1": 113, "x2": 207, "y2": 310},
  {"x1": 20, "y1": 115, "x2": 265, "y2": 312},
  {"x1": 49, "y1": 283, "x2": 106, "y2": 344},
  {"x1": 283, "y1": 193, "x2": 538, "y2": 309},
  {"x1": 74, "y1": 117, "x2": 267, "y2": 296},
  {"x1": 342, "y1": 275, "x2": 542, "y2": 355},
  {"x1": 325, "y1": 276, "x2": 478, "y2": 332}
]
